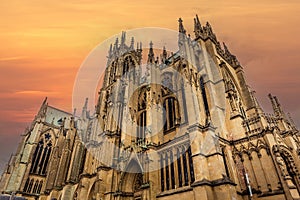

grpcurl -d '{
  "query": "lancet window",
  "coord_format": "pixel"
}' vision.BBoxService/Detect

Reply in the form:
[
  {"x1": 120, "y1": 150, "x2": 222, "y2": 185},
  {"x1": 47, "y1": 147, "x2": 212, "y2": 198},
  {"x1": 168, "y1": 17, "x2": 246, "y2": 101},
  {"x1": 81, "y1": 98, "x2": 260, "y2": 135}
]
[
  {"x1": 160, "y1": 146, "x2": 195, "y2": 191},
  {"x1": 30, "y1": 133, "x2": 52, "y2": 175}
]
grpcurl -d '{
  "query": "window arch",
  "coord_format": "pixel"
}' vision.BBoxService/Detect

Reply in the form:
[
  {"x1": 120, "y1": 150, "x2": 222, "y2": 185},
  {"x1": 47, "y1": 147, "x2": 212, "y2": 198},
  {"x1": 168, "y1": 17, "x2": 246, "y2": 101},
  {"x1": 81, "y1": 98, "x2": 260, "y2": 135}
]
[
  {"x1": 163, "y1": 97, "x2": 177, "y2": 131},
  {"x1": 37, "y1": 181, "x2": 43, "y2": 194},
  {"x1": 28, "y1": 179, "x2": 34, "y2": 193},
  {"x1": 137, "y1": 87, "x2": 147, "y2": 140},
  {"x1": 160, "y1": 146, "x2": 195, "y2": 192},
  {"x1": 23, "y1": 178, "x2": 30, "y2": 193},
  {"x1": 137, "y1": 111, "x2": 147, "y2": 140},
  {"x1": 30, "y1": 134, "x2": 52, "y2": 175},
  {"x1": 123, "y1": 56, "x2": 135, "y2": 75},
  {"x1": 33, "y1": 180, "x2": 39, "y2": 193}
]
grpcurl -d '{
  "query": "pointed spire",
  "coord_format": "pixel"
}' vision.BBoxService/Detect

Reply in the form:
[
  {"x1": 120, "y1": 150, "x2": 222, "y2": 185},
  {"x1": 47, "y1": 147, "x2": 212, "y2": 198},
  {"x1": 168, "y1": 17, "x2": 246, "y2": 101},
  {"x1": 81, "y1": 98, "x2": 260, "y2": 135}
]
[
  {"x1": 287, "y1": 113, "x2": 297, "y2": 130},
  {"x1": 84, "y1": 97, "x2": 88, "y2": 108},
  {"x1": 206, "y1": 22, "x2": 212, "y2": 32},
  {"x1": 121, "y1": 31, "x2": 126, "y2": 45},
  {"x1": 194, "y1": 14, "x2": 202, "y2": 38},
  {"x1": 273, "y1": 96, "x2": 284, "y2": 116},
  {"x1": 42, "y1": 97, "x2": 48, "y2": 106},
  {"x1": 114, "y1": 37, "x2": 119, "y2": 51},
  {"x1": 36, "y1": 97, "x2": 48, "y2": 119},
  {"x1": 130, "y1": 37, "x2": 134, "y2": 50},
  {"x1": 82, "y1": 98, "x2": 89, "y2": 118},
  {"x1": 223, "y1": 42, "x2": 231, "y2": 55},
  {"x1": 268, "y1": 94, "x2": 284, "y2": 117},
  {"x1": 73, "y1": 108, "x2": 77, "y2": 117},
  {"x1": 204, "y1": 21, "x2": 217, "y2": 41},
  {"x1": 162, "y1": 46, "x2": 168, "y2": 63},
  {"x1": 147, "y1": 41, "x2": 155, "y2": 64},
  {"x1": 108, "y1": 44, "x2": 113, "y2": 57},
  {"x1": 178, "y1": 18, "x2": 186, "y2": 34}
]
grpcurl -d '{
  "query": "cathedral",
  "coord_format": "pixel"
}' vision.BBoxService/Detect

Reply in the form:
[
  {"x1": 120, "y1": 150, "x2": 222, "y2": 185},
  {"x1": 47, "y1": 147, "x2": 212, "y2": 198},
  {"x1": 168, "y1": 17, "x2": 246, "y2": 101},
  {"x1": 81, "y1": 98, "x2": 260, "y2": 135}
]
[{"x1": 1, "y1": 15, "x2": 300, "y2": 200}]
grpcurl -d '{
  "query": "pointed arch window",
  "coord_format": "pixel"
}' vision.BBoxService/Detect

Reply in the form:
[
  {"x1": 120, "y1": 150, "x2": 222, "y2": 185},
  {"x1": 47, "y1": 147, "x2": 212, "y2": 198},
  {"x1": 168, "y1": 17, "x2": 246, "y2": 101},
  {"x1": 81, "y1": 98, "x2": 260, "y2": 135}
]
[
  {"x1": 23, "y1": 178, "x2": 30, "y2": 193},
  {"x1": 160, "y1": 154, "x2": 165, "y2": 191},
  {"x1": 123, "y1": 56, "x2": 135, "y2": 75},
  {"x1": 30, "y1": 134, "x2": 52, "y2": 175},
  {"x1": 137, "y1": 88, "x2": 147, "y2": 140},
  {"x1": 30, "y1": 141, "x2": 44, "y2": 173},
  {"x1": 137, "y1": 111, "x2": 147, "y2": 140},
  {"x1": 33, "y1": 180, "x2": 39, "y2": 193},
  {"x1": 37, "y1": 181, "x2": 43, "y2": 194},
  {"x1": 163, "y1": 97, "x2": 177, "y2": 131},
  {"x1": 177, "y1": 148, "x2": 183, "y2": 187},
  {"x1": 28, "y1": 179, "x2": 34, "y2": 193},
  {"x1": 200, "y1": 76, "x2": 210, "y2": 118},
  {"x1": 170, "y1": 151, "x2": 176, "y2": 189},
  {"x1": 160, "y1": 146, "x2": 195, "y2": 192}
]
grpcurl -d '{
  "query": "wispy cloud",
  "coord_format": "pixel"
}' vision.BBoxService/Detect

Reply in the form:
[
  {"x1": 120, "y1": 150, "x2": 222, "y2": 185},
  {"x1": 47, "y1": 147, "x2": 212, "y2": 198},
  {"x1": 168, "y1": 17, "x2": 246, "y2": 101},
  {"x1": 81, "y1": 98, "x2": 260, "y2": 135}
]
[
  {"x1": 0, "y1": 56, "x2": 27, "y2": 61},
  {"x1": 14, "y1": 90, "x2": 58, "y2": 95}
]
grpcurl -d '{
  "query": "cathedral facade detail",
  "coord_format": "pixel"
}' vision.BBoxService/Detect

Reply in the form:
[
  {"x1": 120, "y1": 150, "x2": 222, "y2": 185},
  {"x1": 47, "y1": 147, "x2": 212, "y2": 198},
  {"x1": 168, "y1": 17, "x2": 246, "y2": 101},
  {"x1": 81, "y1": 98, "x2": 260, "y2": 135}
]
[{"x1": 0, "y1": 15, "x2": 299, "y2": 200}]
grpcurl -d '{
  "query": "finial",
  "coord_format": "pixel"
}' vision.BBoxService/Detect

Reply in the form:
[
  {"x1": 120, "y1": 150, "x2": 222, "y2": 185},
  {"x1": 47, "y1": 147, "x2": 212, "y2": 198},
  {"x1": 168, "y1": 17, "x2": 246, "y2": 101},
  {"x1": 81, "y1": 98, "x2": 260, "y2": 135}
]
[{"x1": 178, "y1": 18, "x2": 186, "y2": 34}]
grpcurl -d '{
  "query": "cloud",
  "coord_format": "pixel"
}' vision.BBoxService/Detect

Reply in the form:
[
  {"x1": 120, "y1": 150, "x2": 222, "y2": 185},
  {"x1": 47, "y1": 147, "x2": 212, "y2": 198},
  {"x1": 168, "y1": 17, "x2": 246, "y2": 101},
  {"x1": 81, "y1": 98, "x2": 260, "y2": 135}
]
[{"x1": 0, "y1": 56, "x2": 27, "y2": 61}]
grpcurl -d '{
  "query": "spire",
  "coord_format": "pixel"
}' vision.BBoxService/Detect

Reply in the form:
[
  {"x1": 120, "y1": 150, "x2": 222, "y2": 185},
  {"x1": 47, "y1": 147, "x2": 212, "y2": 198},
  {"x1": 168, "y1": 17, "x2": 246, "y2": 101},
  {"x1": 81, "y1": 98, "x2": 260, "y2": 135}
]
[
  {"x1": 108, "y1": 44, "x2": 113, "y2": 57},
  {"x1": 287, "y1": 113, "x2": 297, "y2": 130},
  {"x1": 36, "y1": 97, "x2": 48, "y2": 119},
  {"x1": 130, "y1": 37, "x2": 134, "y2": 50},
  {"x1": 223, "y1": 42, "x2": 231, "y2": 56},
  {"x1": 121, "y1": 31, "x2": 126, "y2": 45},
  {"x1": 114, "y1": 37, "x2": 119, "y2": 52},
  {"x1": 273, "y1": 96, "x2": 284, "y2": 116},
  {"x1": 42, "y1": 97, "x2": 48, "y2": 106},
  {"x1": 147, "y1": 41, "x2": 155, "y2": 64},
  {"x1": 194, "y1": 14, "x2": 202, "y2": 38},
  {"x1": 204, "y1": 21, "x2": 217, "y2": 41},
  {"x1": 161, "y1": 46, "x2": 168, "y2": 63},
  {"x1": 268, "y1": 94, "x2": 284, "y2": 118},
  {"x1": 178, "y1": 18, "x2": 186, "y2": 34},
  {"x1": 84, "y1": 97, "x2": 88, "y2": 109},
  {"x1": 82, "y1": 98, "x2": 89, "y2": 118}
]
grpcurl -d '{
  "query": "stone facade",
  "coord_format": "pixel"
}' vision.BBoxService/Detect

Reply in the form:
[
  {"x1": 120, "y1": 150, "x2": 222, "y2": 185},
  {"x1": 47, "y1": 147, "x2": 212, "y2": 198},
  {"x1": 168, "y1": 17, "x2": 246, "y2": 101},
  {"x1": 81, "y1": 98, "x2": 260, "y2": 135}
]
[{"x1": 1, "y1": 16, "x2": 300, "y2": 200}]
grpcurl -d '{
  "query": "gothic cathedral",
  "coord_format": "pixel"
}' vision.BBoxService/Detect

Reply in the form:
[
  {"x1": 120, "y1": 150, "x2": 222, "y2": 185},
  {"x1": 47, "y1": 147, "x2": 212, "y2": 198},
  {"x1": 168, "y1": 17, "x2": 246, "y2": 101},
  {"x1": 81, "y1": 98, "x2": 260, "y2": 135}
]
[{"x1": 1, "y1": 16, "x2": 300, "y2": 200}]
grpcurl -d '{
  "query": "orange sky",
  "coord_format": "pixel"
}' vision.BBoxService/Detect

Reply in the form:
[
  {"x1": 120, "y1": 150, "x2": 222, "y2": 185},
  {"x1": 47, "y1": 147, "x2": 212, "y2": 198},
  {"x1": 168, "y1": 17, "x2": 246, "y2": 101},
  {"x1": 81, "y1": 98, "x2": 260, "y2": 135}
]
[{"x1": 0, "y1": 0, "x2": 300, "y2": 172}]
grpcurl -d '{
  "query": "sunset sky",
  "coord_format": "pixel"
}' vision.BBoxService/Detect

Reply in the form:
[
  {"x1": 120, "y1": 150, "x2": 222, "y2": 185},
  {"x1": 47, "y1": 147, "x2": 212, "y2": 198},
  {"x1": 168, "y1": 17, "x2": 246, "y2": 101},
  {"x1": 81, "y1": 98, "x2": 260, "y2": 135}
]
[{"x1": 0, "y1": 0, "x2": 300, "y2": 173}]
